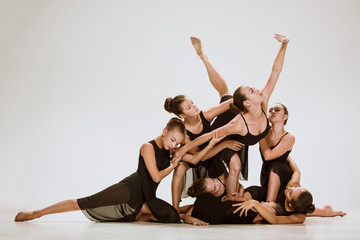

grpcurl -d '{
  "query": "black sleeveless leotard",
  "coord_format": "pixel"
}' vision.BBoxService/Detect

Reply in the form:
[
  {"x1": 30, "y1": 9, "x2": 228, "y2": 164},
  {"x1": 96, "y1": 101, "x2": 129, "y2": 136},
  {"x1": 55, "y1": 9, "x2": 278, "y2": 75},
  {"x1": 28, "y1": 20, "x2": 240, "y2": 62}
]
[
  {"x1": 191, "y1": 193, "x2": 257, "y2": 224},
  {"x1": 186, "y1": 111, "x2": 212, "y2": 150},
  {"x1": 259, "y1": 132, "x2": 293, "y2": 188},
  {"x1": 77, "y1": 140, "x2": 179, "y2": 223},
  {"x1": 186, "y1": 111, "x2": 227, "y2": 178},
  {"x1": 229, "y1": 109, "x2": 271, "y2": 146},
  {"x1": 220, "y1": 107, "x2": 270, "y2": 180}
]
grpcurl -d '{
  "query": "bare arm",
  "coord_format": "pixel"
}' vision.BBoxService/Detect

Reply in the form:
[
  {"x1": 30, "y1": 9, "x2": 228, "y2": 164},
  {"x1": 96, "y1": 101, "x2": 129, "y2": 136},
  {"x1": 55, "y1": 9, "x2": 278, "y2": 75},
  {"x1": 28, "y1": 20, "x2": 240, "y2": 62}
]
[
  {"x1": 233, "y1": 200, "x2": 306, "y2": 224},
  {"x1": 306, "y1": 205, "x2": 347, "y2": 217},
  {"x1": 180, "y1": 205, "x2": 209, "y2": 226},
  {"x1": 261, "y1": 34, "x2": 289, "y2": 110},
  {"x1": 286, "y1": 156, "x2": 301, "y2": 187},
  {"x1": 202, "y1": 99, "x2": 233, "y2": 123},
  {"x1": 177, "y1": 115, "x2": 242, "y2": 158},
  {"x1": 260, "y1": 134, "x2": 295, "y2": 160},
  {"x1": 141, "y1": 143, "x2": 180, "y2": 183},
  {"x1": 181, "y1": 133, "x2": 224, "y2": 165}
]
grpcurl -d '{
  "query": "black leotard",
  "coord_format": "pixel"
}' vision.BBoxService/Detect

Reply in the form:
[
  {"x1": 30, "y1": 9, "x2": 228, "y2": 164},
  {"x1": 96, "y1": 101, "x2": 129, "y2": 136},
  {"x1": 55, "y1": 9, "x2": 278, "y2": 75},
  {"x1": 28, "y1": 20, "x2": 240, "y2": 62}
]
[
  {"x1": 77, "y1": 140, "x2": 179, "y2": 223},
  {"x1": 186, "y1": 111, "x2": 212, "y2": 150},
  {"x1": 245, "y1": 186, "x2": 293, "y2": 216},
  {"x1": 260, "y1": 132, "x2": 292, "y2": 187},
  {"x1": 186, "y1": 111, "x2": 227, "y2": 178},
  {"x1": 191, "y1": 193, "x2": 257, "y2": 224},
  {"x1": 229, "y1": 109, "x2": 271, "y2": 146}
]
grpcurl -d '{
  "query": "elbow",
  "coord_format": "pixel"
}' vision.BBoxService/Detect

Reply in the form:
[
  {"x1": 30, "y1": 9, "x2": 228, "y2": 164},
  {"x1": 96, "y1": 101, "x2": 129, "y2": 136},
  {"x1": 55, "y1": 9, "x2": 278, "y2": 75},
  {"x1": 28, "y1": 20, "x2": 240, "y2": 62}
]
[{"x1": 152, "y1": 176, "x2": 162, "y2": 183}]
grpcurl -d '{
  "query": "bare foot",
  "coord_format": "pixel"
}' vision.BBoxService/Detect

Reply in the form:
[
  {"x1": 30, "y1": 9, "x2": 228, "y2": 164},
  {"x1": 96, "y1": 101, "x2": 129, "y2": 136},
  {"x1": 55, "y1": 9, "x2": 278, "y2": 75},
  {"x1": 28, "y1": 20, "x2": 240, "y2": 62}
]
[
  {"x1": 14, "y1": 211, "x2": 37, "y2": 222},
  {"x1": 323, "y1": 205, "x2": 347, "y2": 217},
  {"x1": 191, "y1": 36, "x2": 205, "y2": 57}
]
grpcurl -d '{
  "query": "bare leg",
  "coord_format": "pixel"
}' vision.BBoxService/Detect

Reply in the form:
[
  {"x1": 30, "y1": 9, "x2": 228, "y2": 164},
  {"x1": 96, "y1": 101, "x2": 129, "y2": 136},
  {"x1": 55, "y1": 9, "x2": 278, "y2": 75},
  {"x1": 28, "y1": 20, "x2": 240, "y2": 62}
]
[
  {"x1": 191, "y1": 36, "x2": 229, "y2": 98},
  {"x1": 226, "y1": 154, "x2": 241, "y2": 196},
  {"x1": 14, "y1": 199, "x2": 80, "y2": 222},
  {"x1": 266, "y1": 170, "x2": 281, "y2": 202},
  {"x1": 171, "y1": 162, "x2": 189, "y2": 211}
]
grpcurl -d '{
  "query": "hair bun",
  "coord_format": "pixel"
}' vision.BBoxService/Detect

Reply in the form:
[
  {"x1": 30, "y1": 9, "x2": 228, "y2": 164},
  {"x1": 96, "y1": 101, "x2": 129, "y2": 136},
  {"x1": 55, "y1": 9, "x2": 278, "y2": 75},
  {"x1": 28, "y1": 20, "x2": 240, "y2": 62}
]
[
  {"x1": 164, "y1": 97, "x2": 173, "y2": 113},
  {"x1": 306, "y1": 204, "x2": 316, "y2": 214}
]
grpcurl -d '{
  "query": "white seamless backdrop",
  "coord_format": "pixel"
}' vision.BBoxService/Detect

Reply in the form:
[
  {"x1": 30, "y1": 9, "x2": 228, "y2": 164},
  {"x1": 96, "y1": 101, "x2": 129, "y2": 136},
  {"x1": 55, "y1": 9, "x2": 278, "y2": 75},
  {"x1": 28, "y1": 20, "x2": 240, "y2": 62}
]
[{"x1": 1, "y1": 0, "x2": 359, "y2": 213}]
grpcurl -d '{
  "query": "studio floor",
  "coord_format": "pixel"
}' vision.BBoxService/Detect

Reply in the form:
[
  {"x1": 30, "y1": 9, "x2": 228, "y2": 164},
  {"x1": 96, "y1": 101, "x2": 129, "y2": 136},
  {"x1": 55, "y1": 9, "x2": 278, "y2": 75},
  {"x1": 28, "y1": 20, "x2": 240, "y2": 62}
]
[{"x1": 1, "y1": 208, "x2": 359, "y2": 240}]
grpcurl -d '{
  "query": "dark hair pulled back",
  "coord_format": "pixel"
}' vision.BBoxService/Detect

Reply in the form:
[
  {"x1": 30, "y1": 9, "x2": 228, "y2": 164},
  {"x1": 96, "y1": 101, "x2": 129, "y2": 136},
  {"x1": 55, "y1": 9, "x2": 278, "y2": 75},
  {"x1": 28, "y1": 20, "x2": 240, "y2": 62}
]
[
  {"x1": 230, "y1": 86, "x2": 248, "y2": 114},
  {"x1": 291, "y1": 190, "x2": 315, "y2": 214},
  {"x1": 164, "y1": 95, "x2": 186, "y2": 117},
  {"x1": 166, "y1": 117, "x2": 186, "y2": 137},
  {"x1": 273, "y1": 102, "x2": 289, "y2": 125},
  {"x1": 187, "y1": 178, "x2": 207, "y2": 197}
]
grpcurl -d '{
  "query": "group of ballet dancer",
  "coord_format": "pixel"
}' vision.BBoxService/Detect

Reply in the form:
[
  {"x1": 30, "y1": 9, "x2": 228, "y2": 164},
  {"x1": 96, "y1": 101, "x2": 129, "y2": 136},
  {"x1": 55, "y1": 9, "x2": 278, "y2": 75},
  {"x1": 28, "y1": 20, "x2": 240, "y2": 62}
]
[{"x1": 14, "y1": 34, "x2": 346, "y2": 225}]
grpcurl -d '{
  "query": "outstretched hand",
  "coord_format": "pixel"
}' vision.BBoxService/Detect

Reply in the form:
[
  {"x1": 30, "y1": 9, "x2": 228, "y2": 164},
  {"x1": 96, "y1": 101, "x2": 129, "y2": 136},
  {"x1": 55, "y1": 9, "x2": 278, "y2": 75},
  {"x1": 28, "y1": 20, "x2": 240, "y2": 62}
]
[
  {"x1": 208, "y1": 130, "x2": 225, "y2": 148},
  {"x1": 233, "y1": 199, "x2": 258, "y2": 216},
  {"x1": 192, "y1": 218, "x2": 209, "y2": 226},
  {"x1": 224, "y1": 140, "x2": 244, "y2": 152},
  {"x1": 322, "y1": 205, "x2": 347, "y2": 217},
  {"x1": 274, "y1": 34, "x2": 290, "y2": 44}
]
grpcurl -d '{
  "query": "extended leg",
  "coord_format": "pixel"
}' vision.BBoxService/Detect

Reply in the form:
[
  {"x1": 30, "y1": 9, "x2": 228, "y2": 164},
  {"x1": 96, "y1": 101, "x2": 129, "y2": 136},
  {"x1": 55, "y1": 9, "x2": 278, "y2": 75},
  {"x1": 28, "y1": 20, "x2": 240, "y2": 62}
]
[
  {"x1": 191, "y1": 36, "x2": 229, "y2": 98},
  {"x1": 15, "y1": 199, "x2": 80, "y2": 222}
]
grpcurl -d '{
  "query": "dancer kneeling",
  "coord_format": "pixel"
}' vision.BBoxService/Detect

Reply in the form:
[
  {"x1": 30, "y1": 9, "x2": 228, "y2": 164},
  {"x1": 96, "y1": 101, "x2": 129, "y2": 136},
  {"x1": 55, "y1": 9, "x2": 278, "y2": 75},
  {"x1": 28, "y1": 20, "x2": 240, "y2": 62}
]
[{"x1": 15, "y1": 118, "x2": 187, "y2": 223}]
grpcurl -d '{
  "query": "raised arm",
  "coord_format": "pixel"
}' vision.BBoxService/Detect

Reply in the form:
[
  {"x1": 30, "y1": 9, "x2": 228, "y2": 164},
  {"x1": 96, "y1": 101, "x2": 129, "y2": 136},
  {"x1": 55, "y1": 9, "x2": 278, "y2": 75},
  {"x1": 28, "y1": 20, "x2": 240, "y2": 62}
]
[
  {"x1": 141, "y1": 143, "x2": 179, "y2": 183},
  {"x1": 286, "y1": 156, "x2": 301, "y2": 187},
  {"x1": 202, "y1": 99, "x2": 233, "y2": 123},
  {"x1": 261, "y1": 34, "x2": 289, "y2": 110},
  {"x1": 259, "y1": 133, "x2": 295, "y2": 160}
]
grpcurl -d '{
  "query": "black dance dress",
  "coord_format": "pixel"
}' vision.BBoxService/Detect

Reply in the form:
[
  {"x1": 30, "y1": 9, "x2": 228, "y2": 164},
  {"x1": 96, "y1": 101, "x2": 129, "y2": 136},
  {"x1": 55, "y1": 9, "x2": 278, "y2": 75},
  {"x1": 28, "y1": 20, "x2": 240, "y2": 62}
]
[
  {"x1": 77, "y1": 140, "x2": 179, "y2": 223},
  {"x1": 191, "y1": 193, "x2": 257, "y2": 224},
  {"x1": 259, "y1": 132, "x2": 293, "y2": 188},
  {"x1": 213, "y1": 95, "x2": 271, "y2": 180}
]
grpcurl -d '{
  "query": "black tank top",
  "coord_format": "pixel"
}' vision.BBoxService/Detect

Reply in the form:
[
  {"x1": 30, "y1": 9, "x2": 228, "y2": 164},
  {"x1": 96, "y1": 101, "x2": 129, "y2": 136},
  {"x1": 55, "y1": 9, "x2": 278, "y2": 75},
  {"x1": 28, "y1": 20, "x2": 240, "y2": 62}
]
[
  {"x1": 192, "y1": 193, "x2": 257, "y2": 224},
  {"x1": 137, "y1": 140, "x2": 171, "y2": 198},
  {"x1": 229, "y1": 109, "x2": 271, "y2": 146},
  {"x1": 186, "y1": 111, "x2": 212, "y2": 150},
  {"x1": 260, "y1": 132, "x2": 292, "y2": 163}
]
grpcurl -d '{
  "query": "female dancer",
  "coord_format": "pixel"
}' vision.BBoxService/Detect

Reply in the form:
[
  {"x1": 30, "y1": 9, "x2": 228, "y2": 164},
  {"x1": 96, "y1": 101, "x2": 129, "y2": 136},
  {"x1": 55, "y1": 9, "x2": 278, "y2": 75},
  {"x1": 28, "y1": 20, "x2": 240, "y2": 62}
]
[
  {"x1": 258, "y1": 102, "x2": 296, "y2": 202},
  {"x1": 177, "y1": 34, "x2": 290, "y2": 196},
  {"x1": 15, "y1": 118, "x2": 187, "y2": 223},
  {"x1": 165, "y1": 36, "x2": 244, "y2": 210},
  {"x1": 181, "y1": 193, "x2": 308, "y2": 225}
]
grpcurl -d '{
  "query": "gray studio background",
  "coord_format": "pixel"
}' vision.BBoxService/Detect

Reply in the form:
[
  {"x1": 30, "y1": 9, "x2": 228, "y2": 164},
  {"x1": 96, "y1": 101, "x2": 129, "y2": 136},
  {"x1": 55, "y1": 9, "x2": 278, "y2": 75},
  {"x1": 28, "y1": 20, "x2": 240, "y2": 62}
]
[{"x1": 1, "y1": 0, "x2": 359, "y2": 218}]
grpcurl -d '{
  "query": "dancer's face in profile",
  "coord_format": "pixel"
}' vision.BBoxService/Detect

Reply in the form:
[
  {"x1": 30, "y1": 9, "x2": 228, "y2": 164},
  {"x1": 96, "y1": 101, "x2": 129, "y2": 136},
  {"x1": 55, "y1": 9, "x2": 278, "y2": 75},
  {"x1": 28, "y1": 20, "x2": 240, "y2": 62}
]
[
  {"x1": 204, "y1": 178, "x2": 224, "y2": 197},
  {"x1": 268, "y1": 103, "x2": 288, "y2": 124},
  {"x1": 162, "y1": 129, "x2": 185, "y2": 151},
  {"x1": 241, "y1": 85, "x2": 264, "y2": 106},
  {"x1": 180, "y1": 97, "x2": 200, "y2": 118},
  {"x1": 285, "y1": 187, "x2": 305, "y2": 203}
]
